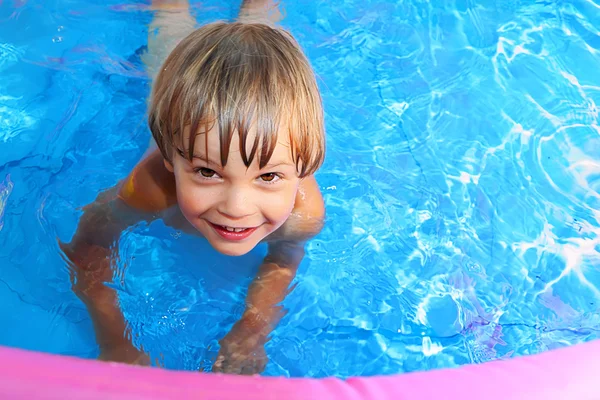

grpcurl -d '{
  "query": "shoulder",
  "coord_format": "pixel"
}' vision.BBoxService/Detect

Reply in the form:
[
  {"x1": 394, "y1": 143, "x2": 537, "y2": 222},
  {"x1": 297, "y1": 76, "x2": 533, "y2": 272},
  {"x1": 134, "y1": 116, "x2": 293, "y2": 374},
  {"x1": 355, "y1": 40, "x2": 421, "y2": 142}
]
[
  {"x1": 296, "y1": 175, "x2": 325, "y2": 224},
  {"x1": 117, "y1": 149, "x2": 178, "y2": 213},
  {"x1": 269, "y1": 175, "x2": 325, "y2": 243}
]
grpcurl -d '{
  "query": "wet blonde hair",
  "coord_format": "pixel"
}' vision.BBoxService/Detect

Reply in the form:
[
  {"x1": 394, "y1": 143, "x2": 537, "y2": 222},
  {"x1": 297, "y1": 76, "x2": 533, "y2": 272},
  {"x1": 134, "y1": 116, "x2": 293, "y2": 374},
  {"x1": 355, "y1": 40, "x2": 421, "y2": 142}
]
[{"x1": 148, "y1": 21, "x2": 325, "y2": 177}]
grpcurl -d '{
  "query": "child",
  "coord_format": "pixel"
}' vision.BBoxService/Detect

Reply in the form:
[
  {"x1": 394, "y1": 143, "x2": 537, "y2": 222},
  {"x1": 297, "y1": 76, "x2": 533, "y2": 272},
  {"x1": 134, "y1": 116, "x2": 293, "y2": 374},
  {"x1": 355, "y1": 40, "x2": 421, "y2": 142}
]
[{"x1": 61, "y1": 0, "x2": 325, "y2": 375}]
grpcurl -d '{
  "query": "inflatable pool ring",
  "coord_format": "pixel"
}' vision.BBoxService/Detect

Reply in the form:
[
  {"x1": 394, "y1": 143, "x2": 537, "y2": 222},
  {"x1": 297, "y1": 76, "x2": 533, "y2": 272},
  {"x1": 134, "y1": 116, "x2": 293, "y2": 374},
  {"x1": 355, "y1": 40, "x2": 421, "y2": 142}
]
[{"x1": 0, "y1": 340, "x2": 597, "y2": 399}]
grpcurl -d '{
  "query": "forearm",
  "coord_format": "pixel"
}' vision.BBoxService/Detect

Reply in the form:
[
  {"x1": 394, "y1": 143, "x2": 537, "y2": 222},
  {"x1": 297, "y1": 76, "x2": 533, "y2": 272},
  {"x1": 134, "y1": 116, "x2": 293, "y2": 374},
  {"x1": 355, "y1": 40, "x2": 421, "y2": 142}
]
[
  {"x1": 62, "y1": 189, "x2": 147, "y2": 352},
  {"x1": 63, "y1": 236, "x2": 130, "y2": 350},
  {"x1": 74, "y1": 251, "x2": 147, "y2": 364},
  {"x1": 230, "y1": 242, "x2": 305, "y2": 340},
  {"x1": 240, "y1": 262, "x2": 298, "y2": 337},
  {"x1": 78, "y1": 266, "x2": 130, "y2": 349}
]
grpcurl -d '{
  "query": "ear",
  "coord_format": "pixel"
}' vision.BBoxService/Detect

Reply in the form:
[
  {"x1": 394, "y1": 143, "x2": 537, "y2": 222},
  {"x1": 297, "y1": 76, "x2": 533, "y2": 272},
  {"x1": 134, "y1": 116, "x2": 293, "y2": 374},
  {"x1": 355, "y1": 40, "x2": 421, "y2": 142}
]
[{"x1": 163, "y1": 158, "x2": 174, "y2": 173}]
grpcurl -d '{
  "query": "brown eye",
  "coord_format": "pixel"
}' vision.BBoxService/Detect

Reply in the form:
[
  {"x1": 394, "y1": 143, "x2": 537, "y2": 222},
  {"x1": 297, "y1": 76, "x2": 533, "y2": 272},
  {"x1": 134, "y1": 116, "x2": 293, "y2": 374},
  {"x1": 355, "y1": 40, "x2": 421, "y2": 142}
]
[
  {"x1": 196, "y1": 167, "x2": 216, "y2": 178},
  {"x1": 260, "y1": 173, "x2": 279, "y2": 182}
]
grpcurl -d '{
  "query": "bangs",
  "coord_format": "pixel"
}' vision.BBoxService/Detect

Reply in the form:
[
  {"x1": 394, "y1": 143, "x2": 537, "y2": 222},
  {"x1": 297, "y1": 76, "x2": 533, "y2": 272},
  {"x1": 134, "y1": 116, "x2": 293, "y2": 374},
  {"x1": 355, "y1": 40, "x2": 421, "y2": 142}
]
[
  {"x1": 149, "y1": 22, "x2": 325, "y2": 177},
  {"x1": 180, "y1": 64, "x2": 287, "y2": 172}
]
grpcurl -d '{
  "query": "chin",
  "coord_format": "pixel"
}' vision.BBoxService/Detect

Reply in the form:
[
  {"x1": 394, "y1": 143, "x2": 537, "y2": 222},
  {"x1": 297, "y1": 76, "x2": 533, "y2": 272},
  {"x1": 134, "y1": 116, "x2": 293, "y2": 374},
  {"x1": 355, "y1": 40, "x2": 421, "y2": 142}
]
[{"x1": 210, "y1": 241, "x2": 256, "y2": 257}]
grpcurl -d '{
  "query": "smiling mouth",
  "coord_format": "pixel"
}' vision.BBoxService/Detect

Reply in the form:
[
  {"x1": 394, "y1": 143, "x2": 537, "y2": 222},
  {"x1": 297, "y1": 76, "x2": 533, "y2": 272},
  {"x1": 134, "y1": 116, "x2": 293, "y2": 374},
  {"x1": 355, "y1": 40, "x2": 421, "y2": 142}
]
[{"x1": 208, "y1": 222, "x2": 258, "y2": 241}]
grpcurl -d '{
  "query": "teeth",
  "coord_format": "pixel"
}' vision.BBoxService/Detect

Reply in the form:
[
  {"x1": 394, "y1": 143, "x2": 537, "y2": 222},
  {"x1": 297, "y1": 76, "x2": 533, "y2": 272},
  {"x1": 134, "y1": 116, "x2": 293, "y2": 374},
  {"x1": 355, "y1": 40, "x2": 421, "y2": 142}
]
[{"x1": 223, "y1": 226, "x2": 246, "y2": 233}]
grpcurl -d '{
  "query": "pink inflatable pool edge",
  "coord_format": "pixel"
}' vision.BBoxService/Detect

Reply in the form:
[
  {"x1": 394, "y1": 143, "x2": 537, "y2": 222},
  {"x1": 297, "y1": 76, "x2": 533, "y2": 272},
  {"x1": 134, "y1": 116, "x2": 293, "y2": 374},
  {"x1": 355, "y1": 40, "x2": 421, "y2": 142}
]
[{"x1": 0, "y1": 341, "x2": 598, "y2": 400}]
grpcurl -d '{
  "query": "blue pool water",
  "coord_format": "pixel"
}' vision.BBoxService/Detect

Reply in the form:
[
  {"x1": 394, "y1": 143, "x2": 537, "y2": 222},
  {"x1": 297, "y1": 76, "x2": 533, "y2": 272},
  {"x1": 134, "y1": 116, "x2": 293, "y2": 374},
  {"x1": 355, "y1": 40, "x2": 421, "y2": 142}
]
[{"x1": 1, "y1": 0, "x2": 600, "y2": 378}]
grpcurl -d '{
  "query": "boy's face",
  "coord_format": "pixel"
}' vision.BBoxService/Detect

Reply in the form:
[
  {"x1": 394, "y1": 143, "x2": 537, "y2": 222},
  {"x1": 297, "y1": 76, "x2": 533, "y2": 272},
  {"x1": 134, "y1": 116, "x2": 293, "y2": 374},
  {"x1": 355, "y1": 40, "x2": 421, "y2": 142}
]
[{"x1": 165, "y1": 123, "x2": 301, "y2": 256}]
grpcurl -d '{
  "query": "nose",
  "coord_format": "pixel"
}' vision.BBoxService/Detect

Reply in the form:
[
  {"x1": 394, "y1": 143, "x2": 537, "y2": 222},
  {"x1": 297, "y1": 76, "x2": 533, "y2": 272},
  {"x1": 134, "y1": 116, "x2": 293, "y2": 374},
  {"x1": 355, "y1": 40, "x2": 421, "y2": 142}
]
[{"x1": 217, "y1": 186, "x2": 256, "y2": 220}]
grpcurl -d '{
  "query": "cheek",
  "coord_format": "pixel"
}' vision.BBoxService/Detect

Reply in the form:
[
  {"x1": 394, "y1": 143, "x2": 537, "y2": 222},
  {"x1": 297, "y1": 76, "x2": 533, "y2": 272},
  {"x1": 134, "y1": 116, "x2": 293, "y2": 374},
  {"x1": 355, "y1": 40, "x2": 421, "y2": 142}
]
[
  {"x1": 173, "y1": 170, "x2": 214, "y2": 215},
  {"x1": 176, "y1": 187, "x2": 202, "y2": 215},
  {"x1": 261, "y1": 185, "x2": 299, "y2": 222}
]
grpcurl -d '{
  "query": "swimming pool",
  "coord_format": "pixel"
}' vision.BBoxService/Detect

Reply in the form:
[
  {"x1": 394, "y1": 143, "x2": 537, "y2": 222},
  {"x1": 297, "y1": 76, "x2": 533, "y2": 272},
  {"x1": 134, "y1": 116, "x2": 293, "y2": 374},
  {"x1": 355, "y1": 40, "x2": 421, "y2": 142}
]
[{"x1": 0, "y1": 0, "x2": 599, "y2": 379}]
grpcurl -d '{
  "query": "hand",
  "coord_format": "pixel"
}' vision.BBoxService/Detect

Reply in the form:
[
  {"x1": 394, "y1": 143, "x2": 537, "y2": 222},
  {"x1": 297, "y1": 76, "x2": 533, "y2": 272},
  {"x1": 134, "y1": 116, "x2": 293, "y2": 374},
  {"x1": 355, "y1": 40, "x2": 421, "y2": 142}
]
[
  {"x1": 99, "y1": 343, "x2": 151, "y2": 366},
  {"x1": 212, "y1": 334, "x2": 268, "y2": 375}
]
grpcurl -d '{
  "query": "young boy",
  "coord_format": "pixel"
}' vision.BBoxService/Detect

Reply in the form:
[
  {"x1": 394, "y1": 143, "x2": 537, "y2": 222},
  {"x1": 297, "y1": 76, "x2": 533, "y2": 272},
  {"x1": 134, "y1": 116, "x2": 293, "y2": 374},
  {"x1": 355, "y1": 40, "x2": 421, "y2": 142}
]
[{"x1": 61, "y1": 0, "x2": 325, "y2": 375}]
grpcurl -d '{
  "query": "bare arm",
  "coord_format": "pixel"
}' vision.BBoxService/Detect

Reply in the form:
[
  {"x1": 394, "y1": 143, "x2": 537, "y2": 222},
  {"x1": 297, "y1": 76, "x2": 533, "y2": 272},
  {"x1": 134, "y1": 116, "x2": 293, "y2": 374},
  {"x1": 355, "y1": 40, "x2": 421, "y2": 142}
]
[
  {"x1": 212, "y1": 241, "x2": 307, "y2": 374},
  {"x1": 60, "y1": 186, "x2": 156, "y2": 364}
]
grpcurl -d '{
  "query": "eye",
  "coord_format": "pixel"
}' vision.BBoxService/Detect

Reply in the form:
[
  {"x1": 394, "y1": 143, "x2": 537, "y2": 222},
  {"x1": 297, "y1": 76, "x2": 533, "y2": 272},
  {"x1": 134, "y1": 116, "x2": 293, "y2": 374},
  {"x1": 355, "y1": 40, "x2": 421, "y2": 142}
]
[
  {"x1": 259, "y1": 173, "x2": 281, "y2": 183},
  {"x1": 195, "y1": 167, "x2": 217, "y2": 178}
]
